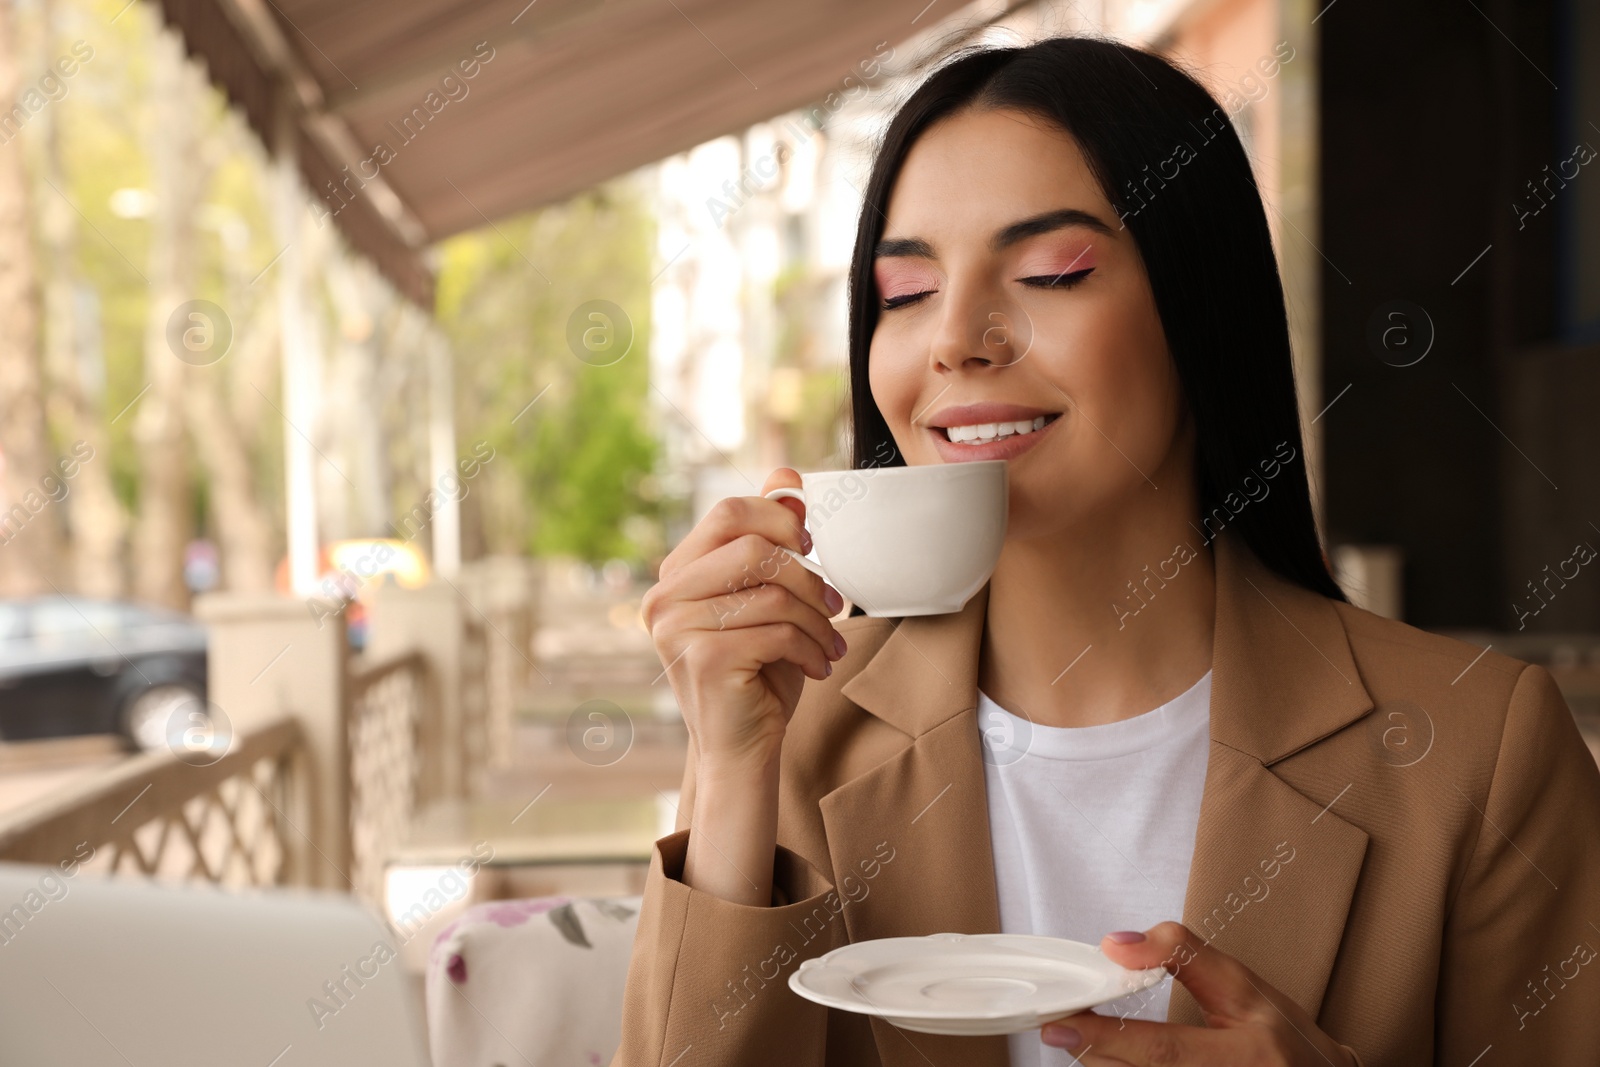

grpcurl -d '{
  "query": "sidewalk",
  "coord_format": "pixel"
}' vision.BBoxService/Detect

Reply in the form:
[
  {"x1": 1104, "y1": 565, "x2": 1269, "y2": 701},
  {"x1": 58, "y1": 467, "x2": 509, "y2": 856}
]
[{"x1": 399, "y1": 560, "x2": 687, "y2": 907}]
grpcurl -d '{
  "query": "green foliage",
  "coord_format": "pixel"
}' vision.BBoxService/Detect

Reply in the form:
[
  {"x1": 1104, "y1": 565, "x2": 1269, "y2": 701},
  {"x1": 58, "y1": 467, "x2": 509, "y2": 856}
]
[
  {"x1": 42, "y1": 0, "x2": 283, "y2": 531},
  {"x1": 49, "y1": 0, "x2": 157, "y2": 512},
  {"x1": 434, "y1": 181, "x2": 660, "y2": 564},
  {"x1": 28, "y1": 0, "x2": 664, "y2": 573}
]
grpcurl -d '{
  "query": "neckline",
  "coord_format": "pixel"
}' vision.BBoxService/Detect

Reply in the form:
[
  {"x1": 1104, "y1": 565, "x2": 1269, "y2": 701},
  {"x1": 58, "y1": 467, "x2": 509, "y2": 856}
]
[{"x1": 977, "y1": 668, "x2": 1212, "y2": 762}]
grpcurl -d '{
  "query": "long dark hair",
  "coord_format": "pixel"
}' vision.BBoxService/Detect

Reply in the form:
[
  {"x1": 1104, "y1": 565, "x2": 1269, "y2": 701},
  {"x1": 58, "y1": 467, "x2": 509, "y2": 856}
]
[{"x1": 845, "y1": 35, "x2": 1346, "y2": 603}]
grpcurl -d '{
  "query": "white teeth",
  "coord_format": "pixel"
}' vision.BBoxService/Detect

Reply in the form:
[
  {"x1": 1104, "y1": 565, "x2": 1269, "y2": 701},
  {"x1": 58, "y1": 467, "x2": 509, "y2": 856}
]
[{"x1": 945, "y1": 415, "x2": 1052, "y2": 443}]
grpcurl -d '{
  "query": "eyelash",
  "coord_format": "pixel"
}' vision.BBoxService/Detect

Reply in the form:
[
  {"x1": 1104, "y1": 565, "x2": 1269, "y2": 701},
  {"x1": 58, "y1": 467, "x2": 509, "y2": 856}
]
[{"x1": 879, "y1": 267, "x2": 1095, "y2": 311}]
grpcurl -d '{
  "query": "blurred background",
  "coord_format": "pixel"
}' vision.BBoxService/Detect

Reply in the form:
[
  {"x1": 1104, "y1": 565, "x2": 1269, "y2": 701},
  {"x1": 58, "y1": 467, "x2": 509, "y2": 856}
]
[{"x1": 0, "y1": 0, "x2": 1595, "y2": 1052}]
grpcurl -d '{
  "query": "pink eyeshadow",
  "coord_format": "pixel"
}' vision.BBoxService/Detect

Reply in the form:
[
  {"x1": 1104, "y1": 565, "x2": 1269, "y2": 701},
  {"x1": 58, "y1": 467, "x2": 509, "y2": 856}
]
[
  {"x1": 874, "y1": 259, "x2": 940, "y2": 299},
  {"x1": 1017, "y1": 243, "x2": 1097, "y2": 277}
]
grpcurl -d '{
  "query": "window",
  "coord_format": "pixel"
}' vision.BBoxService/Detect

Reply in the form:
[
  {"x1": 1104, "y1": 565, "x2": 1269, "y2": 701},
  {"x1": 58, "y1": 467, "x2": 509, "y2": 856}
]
[{"x1": 1560, "y1": 0, "x2": 1600, "y2": 342}]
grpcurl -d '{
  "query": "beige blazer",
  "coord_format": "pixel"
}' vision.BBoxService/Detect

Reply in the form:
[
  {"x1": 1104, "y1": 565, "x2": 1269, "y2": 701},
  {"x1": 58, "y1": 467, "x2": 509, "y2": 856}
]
[{"x1": 613, "y1": 528, "x2": 1600, "y2": 1066}]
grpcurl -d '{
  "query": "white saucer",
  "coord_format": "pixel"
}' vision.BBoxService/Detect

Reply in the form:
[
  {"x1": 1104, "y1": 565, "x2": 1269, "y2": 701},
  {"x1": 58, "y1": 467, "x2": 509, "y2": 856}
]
[{"x1": 787, "y1": 932, "x2": 1168, "y2": 1036}]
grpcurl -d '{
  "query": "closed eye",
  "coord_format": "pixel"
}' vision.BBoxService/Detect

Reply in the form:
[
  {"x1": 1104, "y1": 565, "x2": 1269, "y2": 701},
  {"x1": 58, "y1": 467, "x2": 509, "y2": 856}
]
[
  {"x1": 1018, "y1": 267, "x2": 1095, "y2": 288},
  {"x1": 881, "y1": 290, "x2": 935, "y2": 310},
  {"x1": 880, "y1": 266, "x2": 1094, "y2": 310}
]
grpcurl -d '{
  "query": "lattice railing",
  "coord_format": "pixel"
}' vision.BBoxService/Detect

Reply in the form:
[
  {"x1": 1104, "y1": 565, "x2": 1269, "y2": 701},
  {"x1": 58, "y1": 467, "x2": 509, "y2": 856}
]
[
  {"x1": 0, "y1": 717, "x2": 309, "y2": 889},
  {"x1": 460, "y1": 616, "x2": 489, "y2": 796},
  {"x1": 346, "y1": 650, "x2": 429, "y2": 910},
  {"x1": 461, "y1": 557, "x2": 540, "y2": 774}
]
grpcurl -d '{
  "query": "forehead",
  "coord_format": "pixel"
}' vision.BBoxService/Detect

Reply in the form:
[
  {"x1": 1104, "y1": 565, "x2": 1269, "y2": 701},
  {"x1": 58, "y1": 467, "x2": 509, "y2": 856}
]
[{"x1": 882, "y1": 107, "x2": 1108, "y2": 236}]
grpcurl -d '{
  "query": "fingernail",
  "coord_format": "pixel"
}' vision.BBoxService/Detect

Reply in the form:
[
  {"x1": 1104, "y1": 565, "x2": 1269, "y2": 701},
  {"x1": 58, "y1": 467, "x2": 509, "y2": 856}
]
[
  {"x1": 800, "y1": 529, "x2": 814, "y2": 553},
  {"x1": 832, "y1": 632, "x2": 848, "y2": 658},
  {"x1": 825, "y1": 662, "x2": 833, "y2": 677},
  {"x1": 1107, "y1": 930, "x2": 1146, "y2": 944},
  {"x1": 824, "y1": 586, "x2": 844, "y2": 614},
  {"x1": 1041, "y1": 1025, "x2": 1081, "y2": 1049}
]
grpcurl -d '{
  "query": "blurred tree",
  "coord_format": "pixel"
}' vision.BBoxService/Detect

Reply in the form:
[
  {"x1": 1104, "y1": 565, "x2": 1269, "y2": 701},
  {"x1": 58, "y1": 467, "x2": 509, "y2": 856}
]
[
  {"x1": 130, "y1": 23, "x2": 205, "y2": 609},
  {"x1": 38, "y1": 0, "x2": 128, "y2": 598},
  {"x1": 0, "y1": 0, "x2": 64, "y2": 595},
  {"x1": 45, "y1": 0, "x2": 286, "y2": 600},
  {"x1": 184, "y1": 103, "x2": 286, "y2": 595},
  {"x1": 9, "y1": 0, "x2": 675, "y2": 600},
  {"x1": 181, "y1": 289, "x2": 278, "y2": 593},
  {"x1": 772, "y1": 261, "x2": 851, "y2": 469},
  {"x1": 435, "y1": 181, "x2": 661, "y2": 566},
  {"x1": 320, "y1": 245, "x2": 394, "y2": 543},
  {"x1": 57, "y1": 0, "x2": 158, "y2": 582},
  {"x1": 375, "y1": 295, "x2": 431, "y2": 552}
]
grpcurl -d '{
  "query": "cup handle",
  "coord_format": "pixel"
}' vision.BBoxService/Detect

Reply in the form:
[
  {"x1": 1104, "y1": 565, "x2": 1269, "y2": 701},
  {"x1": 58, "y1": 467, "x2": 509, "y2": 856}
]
[{"x1": 762, "y1": 487, "x2": 831, "y2": 582}]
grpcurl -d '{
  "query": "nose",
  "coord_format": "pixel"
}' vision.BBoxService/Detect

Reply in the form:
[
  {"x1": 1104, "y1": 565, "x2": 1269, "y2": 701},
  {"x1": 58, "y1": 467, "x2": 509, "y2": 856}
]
[{"x1": 927, "y1": 280, "x2": 1030, "y2": 374}]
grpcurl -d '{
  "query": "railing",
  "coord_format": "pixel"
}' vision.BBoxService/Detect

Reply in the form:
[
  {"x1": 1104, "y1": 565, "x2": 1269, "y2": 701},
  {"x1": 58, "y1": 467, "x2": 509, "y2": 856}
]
[
  {"x1": 0, "y1": 716, "x2": 311, "y2": 888},
  {"x1": 460, "y1": 558, "x2": 539, "y2": 776},
  {"x1": 460, "y1": 615, "x2": 489, "y2": 796},
  {"x1": 345, "y1": 649, "x2": 431, "y2": 910},
  {"x1": 0, "y1": 560, "x2": 541, "y2": 906}
]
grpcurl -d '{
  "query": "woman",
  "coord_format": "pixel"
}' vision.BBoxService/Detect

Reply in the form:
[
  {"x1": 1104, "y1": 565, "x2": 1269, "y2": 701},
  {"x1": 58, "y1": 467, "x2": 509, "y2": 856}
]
[{"x1": 615, "y1": 36, "x2": 1600, "y2": 1067}]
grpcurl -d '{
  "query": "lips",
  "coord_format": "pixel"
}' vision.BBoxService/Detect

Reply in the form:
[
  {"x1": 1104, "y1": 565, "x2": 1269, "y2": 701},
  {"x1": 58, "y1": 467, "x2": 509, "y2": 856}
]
[
  {"x1": 925, "y1": 405, "x2": 1064, "y2": 463},
  {"x1": 925, "y1": 402, "x2": 1063, "y2": 429}
]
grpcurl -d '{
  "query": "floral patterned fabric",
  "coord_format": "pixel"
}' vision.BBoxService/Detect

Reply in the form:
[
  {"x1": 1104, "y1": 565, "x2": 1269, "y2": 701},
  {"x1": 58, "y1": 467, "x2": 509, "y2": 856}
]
[{"x1": 426, "y1": 894, "x2": 643, "y2": 1067}]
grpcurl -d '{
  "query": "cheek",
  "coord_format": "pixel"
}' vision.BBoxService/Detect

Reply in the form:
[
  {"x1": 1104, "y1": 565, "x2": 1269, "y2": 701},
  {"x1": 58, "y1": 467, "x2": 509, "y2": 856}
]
[
  {"x1": 1057, "y1": 289, "x2": 1180, "y2": 457},
  {"x1": 1111, "y1": 318, "x2": 1183, "y2": 454},
  {"x1": 867, "y1": 335, "x2": 915, "y2": 424}
]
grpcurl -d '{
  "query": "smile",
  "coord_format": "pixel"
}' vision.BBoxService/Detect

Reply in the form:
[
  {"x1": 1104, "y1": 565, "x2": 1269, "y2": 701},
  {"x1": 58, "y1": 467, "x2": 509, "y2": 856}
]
[
  {"x1": 941, "y1": 414, "x2": 1058, "y2": 443},
  {"x1": 925, "y1": 408, "x2": 1064, "y2": 462}
]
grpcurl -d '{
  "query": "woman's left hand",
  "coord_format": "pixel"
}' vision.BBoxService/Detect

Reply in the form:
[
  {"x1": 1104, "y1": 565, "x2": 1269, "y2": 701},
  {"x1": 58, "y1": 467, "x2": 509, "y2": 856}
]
[{"x1": 1040, "y1": 922, "x2": 1361, "y2": 1066}]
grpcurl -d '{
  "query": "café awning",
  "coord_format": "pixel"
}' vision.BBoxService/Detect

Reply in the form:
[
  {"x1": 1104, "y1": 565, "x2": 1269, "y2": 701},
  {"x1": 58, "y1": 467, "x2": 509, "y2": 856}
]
[{"x1": 153, "y1": 0, "x2": 978, "y2": 306}]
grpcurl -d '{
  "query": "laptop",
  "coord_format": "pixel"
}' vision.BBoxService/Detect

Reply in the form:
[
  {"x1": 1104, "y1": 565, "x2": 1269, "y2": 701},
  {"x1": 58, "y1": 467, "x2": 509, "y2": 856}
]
[{"x1": 0, "y1": 862, "x2": 431, "y2": 1066}]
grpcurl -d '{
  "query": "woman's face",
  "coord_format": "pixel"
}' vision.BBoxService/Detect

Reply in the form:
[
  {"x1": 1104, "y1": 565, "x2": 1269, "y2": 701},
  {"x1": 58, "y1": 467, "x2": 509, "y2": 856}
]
[{"x1": 868, "y1": 106, "x2": 1192, "y2": 543}]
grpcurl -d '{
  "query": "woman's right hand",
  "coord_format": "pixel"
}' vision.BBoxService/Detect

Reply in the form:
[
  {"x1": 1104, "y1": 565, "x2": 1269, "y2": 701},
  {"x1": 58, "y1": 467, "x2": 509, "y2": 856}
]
[{"x1": 641, "y1": 467, "x2": 849, "y2": 781}]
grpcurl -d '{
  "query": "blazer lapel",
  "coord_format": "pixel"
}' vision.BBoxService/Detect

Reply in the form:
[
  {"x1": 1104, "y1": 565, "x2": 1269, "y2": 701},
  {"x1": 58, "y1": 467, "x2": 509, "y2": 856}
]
[
  {"x1": 819, "y1": 526, "x2": 1374, "y2": 1052},
  {"x1": 1167, "y1": 532, "x2": 1373, "y2": 1025},
  {"x1": 825, "y1": 585, "x2": 1010, "y2": 1065}
]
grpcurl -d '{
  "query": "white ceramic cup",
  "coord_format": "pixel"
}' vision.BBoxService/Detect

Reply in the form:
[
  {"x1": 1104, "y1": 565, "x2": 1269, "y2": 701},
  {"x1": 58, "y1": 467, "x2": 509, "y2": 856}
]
[{"x1": 762, "y1": 460, "x2": 1007, "y2": 617}]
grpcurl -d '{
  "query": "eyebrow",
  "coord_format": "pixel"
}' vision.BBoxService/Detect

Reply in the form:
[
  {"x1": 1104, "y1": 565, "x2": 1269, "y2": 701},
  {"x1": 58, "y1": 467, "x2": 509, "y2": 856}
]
[{"x1": 873, "y1": 207, "x2": 1115, "y2": 260}]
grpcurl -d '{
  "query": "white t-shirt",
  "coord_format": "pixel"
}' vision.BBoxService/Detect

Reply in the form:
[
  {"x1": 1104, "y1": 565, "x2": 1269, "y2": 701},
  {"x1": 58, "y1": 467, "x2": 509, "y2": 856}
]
[{"x1": 976, "y1": 669, "x2": 1212, "y2": 1067}]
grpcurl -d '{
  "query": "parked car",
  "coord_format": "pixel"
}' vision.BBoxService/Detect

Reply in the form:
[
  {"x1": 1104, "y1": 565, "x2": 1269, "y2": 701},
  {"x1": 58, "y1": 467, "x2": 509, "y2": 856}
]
[{"x1": 0, "y1": 596, "x2": 209, "y2": 752}]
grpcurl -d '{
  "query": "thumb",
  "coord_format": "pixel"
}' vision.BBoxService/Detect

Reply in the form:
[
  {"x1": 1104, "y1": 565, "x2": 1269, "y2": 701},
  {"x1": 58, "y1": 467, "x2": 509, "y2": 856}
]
[
  {"x1": 761, "y1": 466, "x2": 806, "y2": 528},
  {"x1": 1097, "y1": 922, "x2": 1262, "y2": 1024}
]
